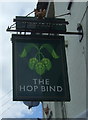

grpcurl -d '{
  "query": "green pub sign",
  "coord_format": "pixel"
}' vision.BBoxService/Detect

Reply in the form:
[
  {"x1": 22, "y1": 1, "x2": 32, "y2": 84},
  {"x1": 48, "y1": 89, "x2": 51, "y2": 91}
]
[{"x1": 12, "y1": 34, "x2": 70, "y2": 101}]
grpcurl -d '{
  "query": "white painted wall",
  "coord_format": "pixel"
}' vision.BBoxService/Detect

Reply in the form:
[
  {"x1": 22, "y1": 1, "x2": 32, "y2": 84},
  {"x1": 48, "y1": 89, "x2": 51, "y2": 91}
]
[
  {"x1": 56, "y1": 2, "x2": 87, "y2": 118},
  {"x1": 43, "y1": 2, "x2": 87, "y2": 118},
  {"x1": 64, "y1": 2, "x2": 86, "y2": 118}
]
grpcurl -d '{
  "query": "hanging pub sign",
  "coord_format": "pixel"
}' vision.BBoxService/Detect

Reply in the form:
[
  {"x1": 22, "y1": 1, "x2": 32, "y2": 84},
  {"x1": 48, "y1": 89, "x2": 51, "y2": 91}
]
[{"x1": 12, "y1": 34, "x2": 70, "y2": 101}]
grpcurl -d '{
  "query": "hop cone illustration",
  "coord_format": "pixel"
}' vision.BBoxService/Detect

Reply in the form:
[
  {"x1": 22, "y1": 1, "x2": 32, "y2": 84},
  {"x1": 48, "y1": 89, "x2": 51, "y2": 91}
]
[
  {"x1": 28, "y1": 58, "x2": 38, "y2": 70},
  {"x1": 20, "y1": 43, "x2": 59, "y2": 76},
  {"x1": 35, "y1": 62, "x2": 45, "y2": 75},
  {"x1": 41, "y1": 58, "x2": 52, "y2": 71}
]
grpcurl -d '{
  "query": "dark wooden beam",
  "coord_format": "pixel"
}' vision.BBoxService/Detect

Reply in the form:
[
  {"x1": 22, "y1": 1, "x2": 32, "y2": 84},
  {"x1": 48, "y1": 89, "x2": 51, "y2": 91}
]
[{"x1": 67, "y1": 0, "x2": 73, "y2": 10}]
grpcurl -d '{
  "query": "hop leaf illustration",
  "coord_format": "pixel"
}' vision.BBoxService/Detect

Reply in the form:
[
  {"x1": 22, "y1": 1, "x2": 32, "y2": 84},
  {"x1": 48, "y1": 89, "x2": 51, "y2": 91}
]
[
  {"x1": 20, "y1": 48, "x2": 27, "y2": 58},
  {"x1": 20, "y1": 43, "x2": 39, "y2": 58},
  {"x1": 41, "y1": 58, "x2": 52, "y2": 71},
  {"x1": 35, "y1": 62, "x2": 45, "y2": 75},
  {"x1": 28, "y1": 58, "x2": 38, "y2": 70},
  {"x1": 40, "y1": 44, "x2": 59, "y2": 59}
]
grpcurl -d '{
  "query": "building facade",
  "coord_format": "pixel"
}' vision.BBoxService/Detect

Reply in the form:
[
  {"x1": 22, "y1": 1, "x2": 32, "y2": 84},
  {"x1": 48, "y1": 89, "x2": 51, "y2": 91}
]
[{"x1": 43, "y1": 1, "x2": 87, "y2": 118}]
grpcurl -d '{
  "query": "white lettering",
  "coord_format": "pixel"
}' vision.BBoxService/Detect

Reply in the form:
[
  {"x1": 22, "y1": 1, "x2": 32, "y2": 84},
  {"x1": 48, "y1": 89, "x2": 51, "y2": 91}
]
[
  {"x1": 39, "y1": 79, "x2": 44, "y2": 85},
  {"x1": 20, "y1": 85, "x2": 25, "y2": 91},
  {"x1": 33, "y1": 79, "x2": 37, "y2": 84},
  {"x1": 34, "y1": 86, "x2": 38, "y2": 92},
  {"x1": 57, "y1": 86, "x2": 63, "y2": 92},
  {"x1": 41, "y1": 86, "x2": 46, "y2": 92},
  {"x1": 50, "y1": 86, "x2": 56, "y2": 92},
  {"x1": 27, "y1": 85, "x2": 33, "y2": 91},
  {"x1": 45, "y1": 79, "x2": 49, "y2": 85},
  {"x1": 46, "y1": 86, "x2": 49, "y2": 92},
  {"x1": 41, "y1": 86, "x2": 63, "y2": 92},
  {"x1": 33, "y1": 78, "x2": 50, "y2": 85}
]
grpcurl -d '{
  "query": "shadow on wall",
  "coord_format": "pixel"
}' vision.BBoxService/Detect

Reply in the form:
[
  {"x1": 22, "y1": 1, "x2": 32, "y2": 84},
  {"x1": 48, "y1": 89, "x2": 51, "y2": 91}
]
[{"x1": 75, "y1": 109, "x2": 88, "y2": 118}]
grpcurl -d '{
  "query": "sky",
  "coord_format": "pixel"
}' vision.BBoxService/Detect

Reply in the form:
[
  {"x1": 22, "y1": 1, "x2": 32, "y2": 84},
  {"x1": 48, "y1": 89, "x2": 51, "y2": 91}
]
[{"x1": 0, "y1": 1, "x2": 43, "y2": 119}]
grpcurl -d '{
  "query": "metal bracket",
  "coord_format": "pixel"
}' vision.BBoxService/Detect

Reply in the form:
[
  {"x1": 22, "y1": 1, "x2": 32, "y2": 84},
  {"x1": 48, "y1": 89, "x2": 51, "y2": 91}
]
[
  {"x1": 6, "y1": 26, "x2": 83, "y2": 35},
  {"x1": 47, "y1": 111, "x2": 53, "y2": 120},
  {"x1": 6, "y1": 17, "x2": 83, "y2": 42},
  {"x1": 77, "y1": 23, "x2": 83, "y2": 42}
]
